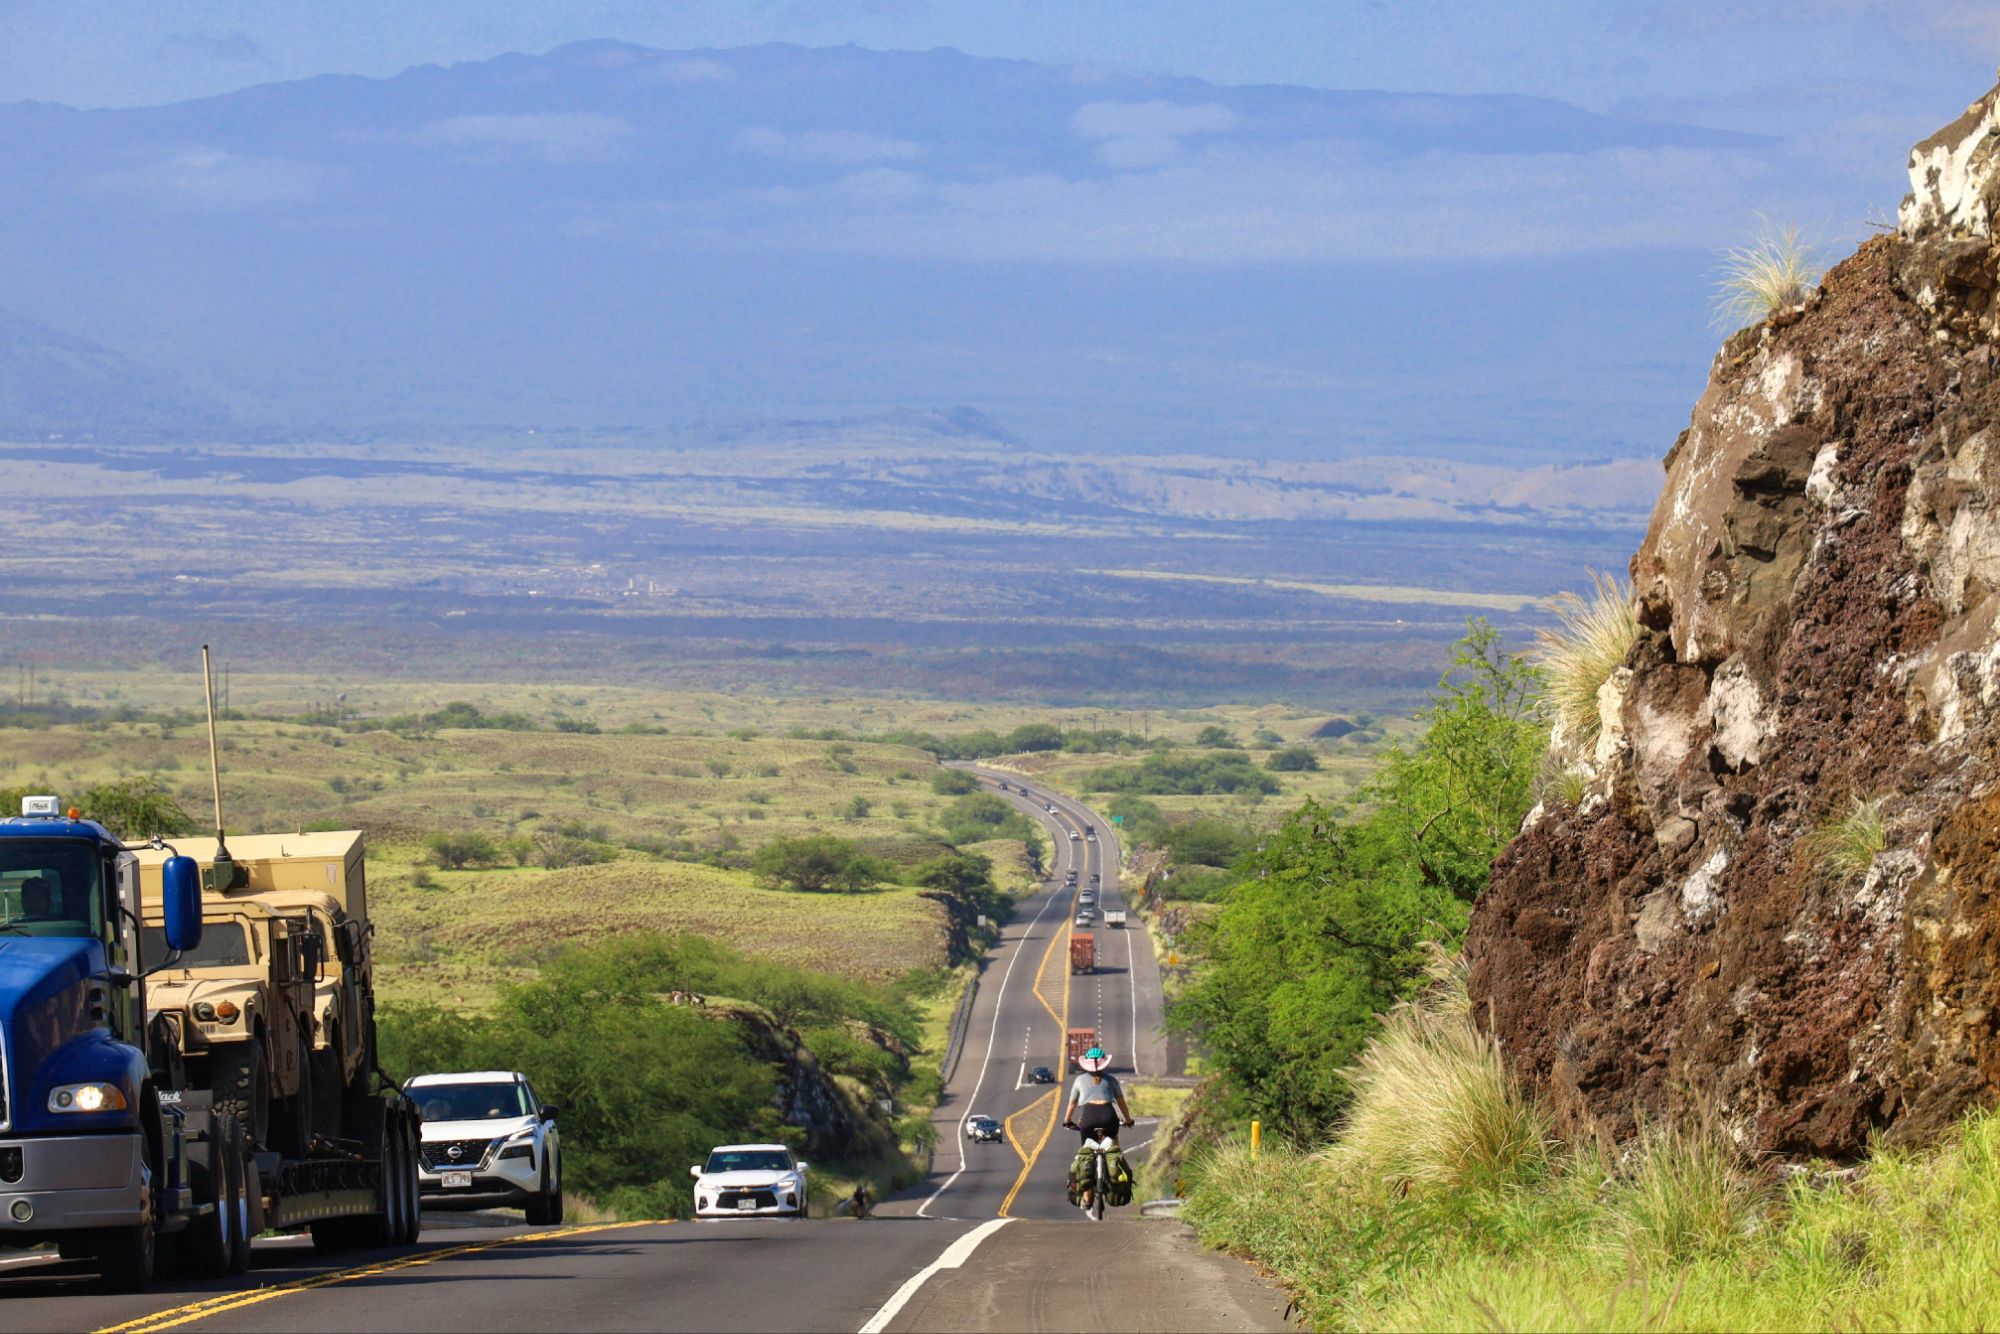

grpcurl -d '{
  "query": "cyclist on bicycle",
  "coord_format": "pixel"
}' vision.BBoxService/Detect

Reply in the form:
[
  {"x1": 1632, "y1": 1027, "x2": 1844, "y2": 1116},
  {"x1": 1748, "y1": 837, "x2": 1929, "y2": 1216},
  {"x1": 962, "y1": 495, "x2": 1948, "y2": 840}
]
[{"x1": 1062, "y1": 1047, "x2": 1135, "y2": 1143}]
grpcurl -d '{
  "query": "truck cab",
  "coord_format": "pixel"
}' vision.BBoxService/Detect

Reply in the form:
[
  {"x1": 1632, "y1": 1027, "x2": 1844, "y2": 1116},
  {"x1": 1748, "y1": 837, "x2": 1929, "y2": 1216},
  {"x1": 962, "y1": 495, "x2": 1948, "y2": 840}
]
[{"x1": 0, "y1": 796, "x2": 208, "y2": 1286}]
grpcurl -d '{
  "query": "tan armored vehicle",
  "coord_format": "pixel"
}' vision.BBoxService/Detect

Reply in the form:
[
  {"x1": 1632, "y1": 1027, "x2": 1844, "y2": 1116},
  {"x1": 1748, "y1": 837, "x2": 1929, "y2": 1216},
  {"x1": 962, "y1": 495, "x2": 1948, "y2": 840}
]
[
  {"x1": 139, "y1": 831, "x2": 379, "y2": 1146},
  {"x1": 141, "y1": 899, "x2": 321, "y2": 1155}
]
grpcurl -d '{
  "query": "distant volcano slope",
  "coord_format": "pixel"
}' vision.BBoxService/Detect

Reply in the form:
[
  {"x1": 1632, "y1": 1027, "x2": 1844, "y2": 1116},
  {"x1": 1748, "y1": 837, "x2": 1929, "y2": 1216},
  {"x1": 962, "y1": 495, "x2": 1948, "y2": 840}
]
[{"x1": 1467, "y1": 80, "x2": 2000, "y2": 1157}]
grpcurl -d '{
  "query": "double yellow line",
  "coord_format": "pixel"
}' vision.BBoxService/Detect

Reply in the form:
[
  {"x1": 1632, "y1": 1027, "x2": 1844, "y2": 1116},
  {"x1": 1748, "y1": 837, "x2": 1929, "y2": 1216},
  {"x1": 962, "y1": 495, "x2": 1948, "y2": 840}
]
[
  {"x1": 998, "y1": 876, "x2": 1076, "y2": 1216},
  {"x1": 93, "y1": 1221, "x2": 663, "y2": 1333}
]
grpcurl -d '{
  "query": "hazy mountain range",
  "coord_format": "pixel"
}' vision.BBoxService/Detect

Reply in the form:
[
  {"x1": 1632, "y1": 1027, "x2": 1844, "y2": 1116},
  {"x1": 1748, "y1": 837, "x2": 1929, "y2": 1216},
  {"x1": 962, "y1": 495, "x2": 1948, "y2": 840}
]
[{"x1": 0, "y1": 40, "x2": 1881, "y2": 462}]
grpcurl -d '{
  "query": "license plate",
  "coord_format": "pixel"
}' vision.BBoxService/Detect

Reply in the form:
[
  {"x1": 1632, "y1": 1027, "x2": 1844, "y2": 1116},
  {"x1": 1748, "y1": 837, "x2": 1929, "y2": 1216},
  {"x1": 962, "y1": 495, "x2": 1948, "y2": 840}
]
[
  {"x1": 736, "y1": 1199, "x2": 757, "y2": 1211},
  {"x1": 442, "y1": 1171, "x2": 472, "y2": 1189}
]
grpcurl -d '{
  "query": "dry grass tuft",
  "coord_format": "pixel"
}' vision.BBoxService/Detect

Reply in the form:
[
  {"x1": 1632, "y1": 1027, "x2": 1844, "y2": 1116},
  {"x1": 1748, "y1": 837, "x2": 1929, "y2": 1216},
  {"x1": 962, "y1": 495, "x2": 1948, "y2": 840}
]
[
  {"x1": 1714, "y1": 219, "x2": 1821, "y2": 330},
  {"x1": 1324, "y1": 961, "x2": 1550, "y2": 1195},
  {"x1": 1608, "y1": 1117, "x2": 1768, "y2": 1260},
  {"x1": 1534, "y1": 571, "x2": 1637, "y2": 752},
  {"x1": 1803, "y1": 796, "x2": 1885, "y2": 881}
]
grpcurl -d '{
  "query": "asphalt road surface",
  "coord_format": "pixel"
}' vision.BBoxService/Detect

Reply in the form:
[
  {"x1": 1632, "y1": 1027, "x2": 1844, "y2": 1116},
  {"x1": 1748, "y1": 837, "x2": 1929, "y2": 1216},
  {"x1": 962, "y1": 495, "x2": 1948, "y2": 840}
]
[{"x1": 1, "y1": 779, "x2": 1287, "y2": 1333}]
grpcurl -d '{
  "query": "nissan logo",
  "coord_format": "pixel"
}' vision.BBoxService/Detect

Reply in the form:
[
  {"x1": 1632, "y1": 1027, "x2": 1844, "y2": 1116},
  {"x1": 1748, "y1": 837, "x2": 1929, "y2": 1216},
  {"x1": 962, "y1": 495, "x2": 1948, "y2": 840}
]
[{"x1": 446, "y1": 1145, "x2": 463, "y2": 1161}]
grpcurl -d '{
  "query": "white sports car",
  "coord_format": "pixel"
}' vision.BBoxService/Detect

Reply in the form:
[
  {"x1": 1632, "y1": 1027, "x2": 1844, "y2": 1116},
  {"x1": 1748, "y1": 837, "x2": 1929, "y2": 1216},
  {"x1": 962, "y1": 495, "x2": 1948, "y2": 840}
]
[{"x1": 690, "y1": 1143, "x2": 809, "y2": 1219}]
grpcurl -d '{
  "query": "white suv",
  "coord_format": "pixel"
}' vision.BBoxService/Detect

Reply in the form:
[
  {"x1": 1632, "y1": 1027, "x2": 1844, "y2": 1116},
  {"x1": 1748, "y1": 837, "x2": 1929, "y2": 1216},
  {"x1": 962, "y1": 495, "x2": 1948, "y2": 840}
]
[
  {"x1": 690, "y1": 1143, "x2": 809, "y2": 1219},
  {"x1": 407, "y1": 1070, "x2": 564, "y2": 1224}
]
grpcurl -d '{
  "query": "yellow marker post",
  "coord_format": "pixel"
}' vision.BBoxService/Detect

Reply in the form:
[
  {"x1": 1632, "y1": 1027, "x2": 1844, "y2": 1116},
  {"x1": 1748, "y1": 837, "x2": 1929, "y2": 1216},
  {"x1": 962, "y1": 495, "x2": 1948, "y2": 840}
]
[{"x1": 1250, "y1": 1119, "x2": 1261, "y2": 1164}]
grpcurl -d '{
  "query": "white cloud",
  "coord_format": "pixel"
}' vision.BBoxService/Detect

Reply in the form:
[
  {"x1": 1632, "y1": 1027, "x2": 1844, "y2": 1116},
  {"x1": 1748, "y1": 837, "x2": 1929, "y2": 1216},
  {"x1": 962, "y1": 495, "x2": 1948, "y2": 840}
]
[
  {"x1": 1071, "y1": 100, "x2": 1242, "y2": 172},
  {"x1": 730, "y1": 127, "x2": 927, "y2": 165},
  {"x1": 85, "y1": 146, "x2": 342, "y2": 211},
  {"x1": 582, "y1": 138, "x2": 1824, "y2": 264},
  {"x1": 1071, "y1": 101, "x2": 1241, "y2": 141},
  {"x1": 409, "y1": 113, "x2": 633, "y2": 164}
]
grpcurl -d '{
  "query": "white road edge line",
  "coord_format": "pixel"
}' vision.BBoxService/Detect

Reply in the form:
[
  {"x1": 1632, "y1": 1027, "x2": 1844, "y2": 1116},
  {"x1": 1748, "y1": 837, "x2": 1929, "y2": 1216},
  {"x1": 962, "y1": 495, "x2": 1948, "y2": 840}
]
[
  {"x1": 858, "y1": 1217, "x2": 1014, "y2": 1334},
  {"x1": 915, "y1": 788, "x2": 1071, "y2": 1218}
]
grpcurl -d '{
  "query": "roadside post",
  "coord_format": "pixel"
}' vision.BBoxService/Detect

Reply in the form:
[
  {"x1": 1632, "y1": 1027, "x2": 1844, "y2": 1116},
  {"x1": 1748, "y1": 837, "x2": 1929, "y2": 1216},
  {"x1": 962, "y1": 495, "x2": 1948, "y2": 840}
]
[{"x1": 1250, "y1": 1120, "x2": 1261, "y2": 1164}]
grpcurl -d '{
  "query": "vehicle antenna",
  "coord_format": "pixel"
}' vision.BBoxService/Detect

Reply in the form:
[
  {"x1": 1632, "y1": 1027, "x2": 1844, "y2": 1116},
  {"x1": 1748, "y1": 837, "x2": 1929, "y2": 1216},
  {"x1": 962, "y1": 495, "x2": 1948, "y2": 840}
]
[{"x1": 202, "y1": 644, "x2": 235, "y2": 871}]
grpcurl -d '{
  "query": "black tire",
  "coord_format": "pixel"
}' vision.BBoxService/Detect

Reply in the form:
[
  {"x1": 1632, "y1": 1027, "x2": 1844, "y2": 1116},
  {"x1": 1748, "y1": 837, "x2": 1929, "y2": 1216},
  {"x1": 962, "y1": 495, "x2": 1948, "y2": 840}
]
[
  {"x1": 310, "y1": 1044, "x2": 342, "y2": 1141},
  {"x1": 209, "y1": 1041, "x2": 271, "y2": 1148},
  {"x1": 1092, "y1": 1160, "x2": 1106, "y2": 1222},
  {"x1": 223, "y1": 1119, "x2": 252, "y2": 1276},
  {"x1": 92, "y1": 1218, "x2": 157, "y2": 1293},
  {"x1": 391, "y1": 1109, "x2": 422, "y2": 1245},
  {"x1": 274, "y1": 1028, "x2": 314, "y2": 1160},
  {"x1": 524, "y1": 1149, "x2": 562, "y2": 1227},
  {"x1": 178, "y1": 1114, "x2": 238, "y2": 1279}
]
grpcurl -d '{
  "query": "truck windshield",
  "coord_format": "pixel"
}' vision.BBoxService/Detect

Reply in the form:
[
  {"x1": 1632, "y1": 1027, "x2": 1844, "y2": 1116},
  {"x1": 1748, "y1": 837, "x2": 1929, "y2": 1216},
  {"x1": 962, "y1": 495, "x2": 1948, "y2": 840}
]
[
  {"x1": 413, "y1": 1083, "x2": 530, "y2": 1122},
  {"x1": 140, "y1": 922, "x2": 253, "y2": 969},
  {"x1": 0, "y1": 840, "x2": 104, "y2": 938}
]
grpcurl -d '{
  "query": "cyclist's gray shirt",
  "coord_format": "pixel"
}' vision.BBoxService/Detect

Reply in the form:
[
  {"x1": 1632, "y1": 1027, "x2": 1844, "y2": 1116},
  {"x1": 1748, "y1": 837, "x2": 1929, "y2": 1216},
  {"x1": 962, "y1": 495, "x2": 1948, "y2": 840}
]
[{"x1": 1069, "y1": 1072, "x2": 1123, "y2": 1106}]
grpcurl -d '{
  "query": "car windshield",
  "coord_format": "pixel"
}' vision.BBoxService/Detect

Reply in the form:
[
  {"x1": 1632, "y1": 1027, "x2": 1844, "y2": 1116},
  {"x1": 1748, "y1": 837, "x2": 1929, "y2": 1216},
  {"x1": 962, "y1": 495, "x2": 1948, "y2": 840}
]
[
  {"x1": 414, "y1": 1083, "x2": 531, "y2": 1122},
  {"x1": 142, "y1": 922, "x2": 252, "y2": 969},
  {"x1": 706, "y1": 1149, "x2": 792, "y2": 1174},
  {"x1": 0, "y1": 840, "x2": 104, "y2": 938}
]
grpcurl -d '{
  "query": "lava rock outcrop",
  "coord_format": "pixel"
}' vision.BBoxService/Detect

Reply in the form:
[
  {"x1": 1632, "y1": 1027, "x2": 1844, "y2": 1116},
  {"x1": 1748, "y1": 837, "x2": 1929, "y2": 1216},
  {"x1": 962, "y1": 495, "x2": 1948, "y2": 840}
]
[{"x1": 1467, "y1": 82, "x2": 2000, "y2": 1157}]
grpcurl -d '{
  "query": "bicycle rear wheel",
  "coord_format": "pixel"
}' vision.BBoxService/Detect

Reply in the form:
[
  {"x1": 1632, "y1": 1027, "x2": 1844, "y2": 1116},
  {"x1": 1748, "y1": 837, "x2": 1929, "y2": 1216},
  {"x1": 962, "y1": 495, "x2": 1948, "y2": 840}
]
[{"x1": 1092, "y1": 1157, "x2": 1106, "y2": 1221}]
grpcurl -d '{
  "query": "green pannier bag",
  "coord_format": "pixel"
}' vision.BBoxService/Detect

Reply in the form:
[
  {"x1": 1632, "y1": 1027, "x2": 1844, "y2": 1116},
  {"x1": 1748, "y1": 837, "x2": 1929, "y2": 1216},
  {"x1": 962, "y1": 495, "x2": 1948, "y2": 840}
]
[{"x1": 1105, "y1": 1146, "x2": 1135, "y2": 1207}]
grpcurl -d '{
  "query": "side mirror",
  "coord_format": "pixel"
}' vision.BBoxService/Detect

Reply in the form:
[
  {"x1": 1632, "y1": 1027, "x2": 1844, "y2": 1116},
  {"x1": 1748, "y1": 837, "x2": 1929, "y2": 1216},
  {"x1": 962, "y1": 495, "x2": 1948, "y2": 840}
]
[
  {"x1": 794, "y1": 1161, "x2": 809, "y2": 1172},
  {"x1": 539, "y1": 1104, "x2": 559, "y2": 1121},
  {"x1": 689, "y1": 1165, "x2": 704, "y2": 1179},
  {"x1": 161, "y1": 856, "x2": 203, "y2": 955}
]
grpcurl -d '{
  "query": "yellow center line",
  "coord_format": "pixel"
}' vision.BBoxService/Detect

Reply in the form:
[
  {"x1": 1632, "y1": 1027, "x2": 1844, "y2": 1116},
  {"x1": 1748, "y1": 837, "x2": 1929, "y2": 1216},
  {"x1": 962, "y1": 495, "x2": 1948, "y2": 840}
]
[
  {"x1": 92, "y1": 1220, "x2": 665, "y2": 1334},
  {"x1": 1002, "y1": 1090, "x2": 1055, "y2": 1168},
  {"x1": 1000, "y1": 882, "x2": 1077, "y2": 1217}
]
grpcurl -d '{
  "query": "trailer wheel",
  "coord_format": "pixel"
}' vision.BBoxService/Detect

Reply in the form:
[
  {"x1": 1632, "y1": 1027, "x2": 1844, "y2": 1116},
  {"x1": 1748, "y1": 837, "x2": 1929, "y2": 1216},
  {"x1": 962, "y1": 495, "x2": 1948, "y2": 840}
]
[
  {"x1": 224, "y1": 1118, "x2": 253, "y2": 1275},
  {"x1": 210, "y1": 1042, "x2": 271, "y2": 1148},
  {"x1": 398, "y1": 1111, "x2": 424, "y2": 1244},
  {"x1": 178, "y1": 1113, "x2": 239, "y2": 1279}
]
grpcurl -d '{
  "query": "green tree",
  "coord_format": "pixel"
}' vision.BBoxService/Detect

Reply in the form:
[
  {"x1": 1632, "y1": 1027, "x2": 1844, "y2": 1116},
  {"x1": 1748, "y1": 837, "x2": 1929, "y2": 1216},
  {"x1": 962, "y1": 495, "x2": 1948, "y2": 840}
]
[
  {"x1": 1004, "y1": 722, "x2": 1065, "y2": 752},
  {"x1": 910, "y1": 850, "x2": 995, "y2": 897},
  {"x1": 1162, "y1": 818, "x2": 1254, "y2": 868},
  {"x1": 936, "y1": 793, "x2": 1037, "y2": 845},
  {"x1": 929, "y1": 769, "x2": 979, "y2": 796},
  {"x1": 751, "y1": 834, "x2": 892, "y2": 892},
  {"x1": 425, "y1": 830, "x2": 499, "y2": 869},
  {"x1": 1265, "y1": 746, "x2": 1321, "y2": 772},
  {"x1": 1170, "y1": 622, "x2": 1544, "y2": 1139},
  {"x1": 79, "y1": 777, "x2": 195, "y2": 840},
  {"x1": 1195, "y1": 724, "x2": 1239, "y2": 748}
]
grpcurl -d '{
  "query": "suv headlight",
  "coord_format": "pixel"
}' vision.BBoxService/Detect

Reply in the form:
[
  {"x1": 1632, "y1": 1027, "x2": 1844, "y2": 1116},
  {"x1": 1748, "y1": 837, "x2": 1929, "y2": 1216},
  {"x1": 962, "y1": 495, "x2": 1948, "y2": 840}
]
[
  {"x1": 50, "y1": 1082, "x2": 129, "y2": 1114},
  {"x1": 497, "y1": 1127, "x2": 536, "y2": 1161}
]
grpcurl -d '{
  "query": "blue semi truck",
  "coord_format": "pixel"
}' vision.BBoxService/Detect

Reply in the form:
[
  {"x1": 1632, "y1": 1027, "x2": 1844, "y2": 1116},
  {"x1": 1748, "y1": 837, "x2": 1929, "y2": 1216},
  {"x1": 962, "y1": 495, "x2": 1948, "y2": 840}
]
[{"x1": 0, "y1": 794, "x2": 421, "y2": 1289}]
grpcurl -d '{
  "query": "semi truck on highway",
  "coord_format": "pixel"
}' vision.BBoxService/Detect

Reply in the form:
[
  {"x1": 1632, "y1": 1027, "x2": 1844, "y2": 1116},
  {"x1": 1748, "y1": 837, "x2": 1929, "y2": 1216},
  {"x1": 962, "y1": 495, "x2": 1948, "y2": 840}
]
[
  {"x1": 0, "y1": 651, "x2": 420, "y2": 1289},
  {"x1": 1105, "y1": 910, "x2": 1127, "y2": 929},
  {"x1": 1069, "y1": 934, "x2": 1095, "y2": 974},
  {"x1": 1066, "y1": 1027, "x2": 1097, "y2": 1070}
]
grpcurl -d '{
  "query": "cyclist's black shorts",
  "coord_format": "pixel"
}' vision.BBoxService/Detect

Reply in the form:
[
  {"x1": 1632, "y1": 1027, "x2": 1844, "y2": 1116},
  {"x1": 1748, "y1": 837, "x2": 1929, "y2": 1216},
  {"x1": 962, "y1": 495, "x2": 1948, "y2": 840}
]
[{"x1": 1076, "y1": 1103, "x2": 1119, "y2": 1142}]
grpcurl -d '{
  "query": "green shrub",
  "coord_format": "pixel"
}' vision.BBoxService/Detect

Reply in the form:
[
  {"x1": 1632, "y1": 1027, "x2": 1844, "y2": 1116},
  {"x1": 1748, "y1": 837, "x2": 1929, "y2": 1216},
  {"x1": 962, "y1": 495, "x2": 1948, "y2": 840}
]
[
  {"x1": 750, "y1": 834, "x2": 893, "y2": 892},
  {"x1": 1264, "y1": 746, "x2": 1319, "y2": 772},
  {"x1": 929, "y1": 769, "x2": 979, "y2": 796},
  {"x1": 425, "y1": 830, "x2": 500, "y2": 869},
  {"x1": 77, "y1": 777, "x2": 195, "y2": 840}
]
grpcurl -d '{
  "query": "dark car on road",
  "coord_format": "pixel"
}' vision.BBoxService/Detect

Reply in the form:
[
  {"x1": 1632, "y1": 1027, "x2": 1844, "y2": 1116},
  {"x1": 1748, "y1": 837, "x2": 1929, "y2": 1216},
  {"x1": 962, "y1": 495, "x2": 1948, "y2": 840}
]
[{"x1": 1029, "y1": 1066, "x2": 1056, "y2": 1085}]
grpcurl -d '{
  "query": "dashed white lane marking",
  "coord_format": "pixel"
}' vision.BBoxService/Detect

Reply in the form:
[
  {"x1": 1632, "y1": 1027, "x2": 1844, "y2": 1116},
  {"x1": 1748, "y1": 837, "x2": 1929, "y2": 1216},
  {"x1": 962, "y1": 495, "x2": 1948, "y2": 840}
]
[{"x1": 857, "y1": 1217, "x2": 1014, "y2": 1334}]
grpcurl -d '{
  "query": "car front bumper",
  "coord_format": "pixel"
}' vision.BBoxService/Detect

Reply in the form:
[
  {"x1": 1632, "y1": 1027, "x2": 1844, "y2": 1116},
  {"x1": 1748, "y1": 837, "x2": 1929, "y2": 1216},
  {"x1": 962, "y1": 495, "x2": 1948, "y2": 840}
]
[{"x1": 417, "y1": 1142, "x2": 540, "y2": 1210}]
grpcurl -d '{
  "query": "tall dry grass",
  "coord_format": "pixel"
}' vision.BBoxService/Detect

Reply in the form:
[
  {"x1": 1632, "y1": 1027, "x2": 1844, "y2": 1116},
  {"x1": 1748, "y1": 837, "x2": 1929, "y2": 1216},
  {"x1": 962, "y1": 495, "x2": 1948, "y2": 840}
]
[
  {"x1": 1714, "y1": 218, "x2": 1821, "y2": 330},
  {"x1": 1324, "y1": 962, "x2": 1551, "y2": 1195},
  {"x1": 1535, "y1": 571, "x2": 1638, "y2": 752}
]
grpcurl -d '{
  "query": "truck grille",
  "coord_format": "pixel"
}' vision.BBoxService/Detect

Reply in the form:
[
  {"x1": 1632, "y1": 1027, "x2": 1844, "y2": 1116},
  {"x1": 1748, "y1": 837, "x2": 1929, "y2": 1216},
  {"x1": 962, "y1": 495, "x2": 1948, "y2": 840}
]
[{"x1": 422, "y1": 1137, "x2": 497, "y2": 1170}]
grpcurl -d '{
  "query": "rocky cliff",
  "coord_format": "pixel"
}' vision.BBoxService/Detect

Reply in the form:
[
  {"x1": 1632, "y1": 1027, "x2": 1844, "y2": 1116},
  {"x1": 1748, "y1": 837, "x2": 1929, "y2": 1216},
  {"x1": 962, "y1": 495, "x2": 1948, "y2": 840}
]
[{"x1": 1467, "y1": 82, "x2": 2000, "y2": 1158}]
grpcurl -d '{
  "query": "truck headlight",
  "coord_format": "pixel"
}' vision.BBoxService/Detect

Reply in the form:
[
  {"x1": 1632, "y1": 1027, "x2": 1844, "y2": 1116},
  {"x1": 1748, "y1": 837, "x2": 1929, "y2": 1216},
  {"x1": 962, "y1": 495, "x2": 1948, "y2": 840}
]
[{"x1": 50, "y1": 1082, "x2": 129, "y2": 1114}]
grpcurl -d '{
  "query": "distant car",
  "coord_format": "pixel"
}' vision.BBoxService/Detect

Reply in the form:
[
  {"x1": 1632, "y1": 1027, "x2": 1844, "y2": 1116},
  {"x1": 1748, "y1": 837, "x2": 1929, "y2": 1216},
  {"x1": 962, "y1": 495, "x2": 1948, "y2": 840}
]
[
  {"x1": 690, "y1": 1143, "x2": 808, "y2": 1219},
  {"x1": 965, "y1": 1114, "x2": 1004, "y2": 1143},
  {"x1": 1079, "y1": 891, "x2": 1097, "y2": 906},
  {"x1": 1090, "y1": 873, "x2": 1100, "y2": 884},
  {"x1": 408, "y1": 1069, "x2": 564, "y2": 1224},
  {"x1": 1075, "y1": 912, "x2": 1095, "y2": 928},
  {"x1": 1069, "y1": 831, "x2": 1082, "y2": 841},
  {"x1": 1046, "y1": 804, "x2": 1057, "y2": 814},
  {"x1": 1029, "y1": 1066, "x2": 1056, "y2": 1084}
]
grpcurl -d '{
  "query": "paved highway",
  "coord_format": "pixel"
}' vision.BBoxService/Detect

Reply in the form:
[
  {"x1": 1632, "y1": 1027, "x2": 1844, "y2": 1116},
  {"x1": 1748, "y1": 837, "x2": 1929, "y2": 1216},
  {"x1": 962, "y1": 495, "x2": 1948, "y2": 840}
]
[{"x1": 0, "y1": 776, "x2": 1286, "y2": 1333}]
